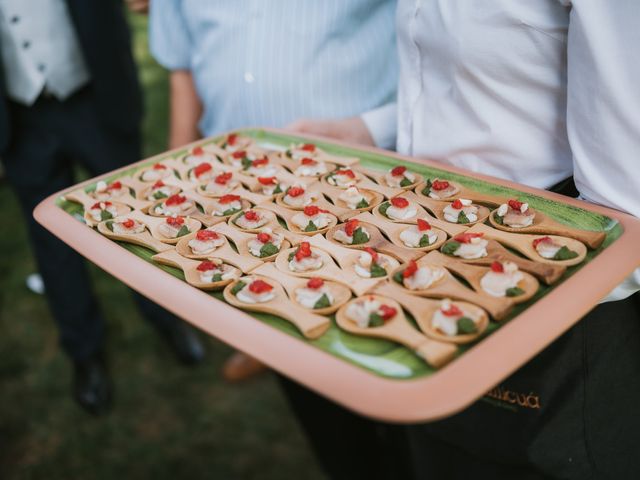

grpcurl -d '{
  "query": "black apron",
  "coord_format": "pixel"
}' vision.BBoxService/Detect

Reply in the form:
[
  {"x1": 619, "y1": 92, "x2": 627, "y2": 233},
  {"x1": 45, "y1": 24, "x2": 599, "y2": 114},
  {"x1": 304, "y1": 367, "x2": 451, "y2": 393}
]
[{"x1": 407, "y1": 179, "x2": 640, "y2": 480}]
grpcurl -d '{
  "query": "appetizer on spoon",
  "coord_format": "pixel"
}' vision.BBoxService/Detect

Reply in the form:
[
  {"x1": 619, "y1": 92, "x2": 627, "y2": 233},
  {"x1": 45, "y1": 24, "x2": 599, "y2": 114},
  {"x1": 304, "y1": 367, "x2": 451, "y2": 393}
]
[
  {"x1": 211, "y1": 223, "x2": 290, "y2": 261},
  {"x1": 126, "y1": 209, "x2": 201, "y2": 245},
  {"x1": 336, "y1": 295, "x2": 457, "y2": 368},
  {"x1": 411, "y1": 193, "x2": 490, "y2": 226},
  {"x1": 97, "y1": 216, "x2": 173, "y2": 253},
  {"x1": 223, "y1": 275, "x2": 331, "y2": 339},
  {"x1": 489, "y1": 199, "x2": 606, "y2": 249},
  {"x1": 416, "y1": 177, "x2": 508, "y2": 206},
  {"x1": 259, "y1": 203, "x2": 339, "y2": 236},
  {"x1": 152, "y1": 249, "x2": 241, "y2": 290}
]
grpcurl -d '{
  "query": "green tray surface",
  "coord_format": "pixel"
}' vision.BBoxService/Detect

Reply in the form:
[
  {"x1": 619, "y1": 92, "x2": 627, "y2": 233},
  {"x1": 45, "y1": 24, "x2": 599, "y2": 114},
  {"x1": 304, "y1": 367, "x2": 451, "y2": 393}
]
[{"x1": 56, "y1": 129, "x2": 621, "y2": 380}]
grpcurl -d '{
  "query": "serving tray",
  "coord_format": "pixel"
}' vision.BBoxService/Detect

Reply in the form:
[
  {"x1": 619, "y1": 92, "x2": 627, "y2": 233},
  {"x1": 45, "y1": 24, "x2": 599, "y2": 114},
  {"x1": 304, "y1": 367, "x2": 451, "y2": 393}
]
[{"x1": 34, "y1": 128, "x2": 640, "y2": 422}]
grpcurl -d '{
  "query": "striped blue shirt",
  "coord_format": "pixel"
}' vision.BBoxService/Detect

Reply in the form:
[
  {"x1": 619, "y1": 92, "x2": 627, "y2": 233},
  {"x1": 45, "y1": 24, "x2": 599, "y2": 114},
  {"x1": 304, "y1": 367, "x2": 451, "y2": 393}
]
[{"x1": 149, "y1": 0, "x2": 397, "y2": 137}]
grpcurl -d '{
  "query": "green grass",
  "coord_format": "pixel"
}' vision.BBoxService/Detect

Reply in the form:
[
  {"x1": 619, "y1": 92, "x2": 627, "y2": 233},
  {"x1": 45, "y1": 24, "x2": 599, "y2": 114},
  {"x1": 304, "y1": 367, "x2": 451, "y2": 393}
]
[{"x1": 0, "y1": 14, "x2": 325, "y2": 480}]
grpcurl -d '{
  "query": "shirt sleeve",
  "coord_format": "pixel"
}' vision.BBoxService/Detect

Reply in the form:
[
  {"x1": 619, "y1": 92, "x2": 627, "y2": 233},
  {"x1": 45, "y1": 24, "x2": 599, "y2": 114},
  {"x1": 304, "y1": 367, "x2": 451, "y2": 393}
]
[
  {"x1": 149, "y1": 0, "x2": 192, "y2": 70},
  {"x1": 360, "y1": 102, "x2": 397, "y2": 150},
  {"x1": 566, "y1": 1, "x2": 640, "y2": 300}
]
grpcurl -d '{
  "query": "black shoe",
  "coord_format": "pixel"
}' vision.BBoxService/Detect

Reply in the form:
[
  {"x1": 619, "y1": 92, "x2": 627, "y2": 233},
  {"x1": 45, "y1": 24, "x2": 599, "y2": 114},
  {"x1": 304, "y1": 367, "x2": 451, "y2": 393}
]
[
  {"x1": 158, "y1": 321, "x2": 205, "y2": 365},
  {"x1": 73, "y1": 352, "x2": 112, "y2": 415}
]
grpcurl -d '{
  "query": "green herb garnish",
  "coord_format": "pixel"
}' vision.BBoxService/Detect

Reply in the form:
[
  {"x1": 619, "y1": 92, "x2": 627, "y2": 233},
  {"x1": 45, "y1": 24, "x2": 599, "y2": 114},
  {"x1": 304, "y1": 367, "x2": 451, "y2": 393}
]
[
  {"x1": 370, "y1": 263, "x2": 387, "y2": 278},
  {"x1": 421, "y1": 179, "x2": 433, "y2": 196},
  {"x1": 313, "y1": 294, "x2": 332, "y2": 310},
  {"x1": 153, "y1": 191, "x2": 168, "y2": 200},
  {"x1": 493, "y1": 212, "x2": 504, "y2": 225},
  {"x1": 368, "y1": 313, "x2": 385, "y2": 327},
  {"x1": 259, "y1": 242, "x2": 279, "y2": 258},
  {"x1": 441, "y1": 241, "x2": 461, "y2": 255},
  {"x1": 231, "y1": 281, "x2": 246, "y2": 295},
  {"x1": 458, "y1": 211, "x2": 470, "y2": 224},
  {"x1": 355, "y1": 198, "x2": 369, "y2": 209},
  {"x1": 211, "y1": 273, "x2": 223, "y2": 282},
  {"x1": 241, "y1": 157, "x2": 252, "y2": 170},
  {"x1": 553, "y1": 245, "x2": 579, "y2": 261},
  {"x1": 506, "y1": 287, "x2": 525, "y2": 297},
  {"x1": 285, "y1": 149, "x2": 293, "y2": 158},
  {"x1": 457, "y1": 317, "x2": 477, "y2": 334},
  {"x1": 400, "y1": 177, "x2": 413, "y2": 187},
  {"x1": 106, "y1": 221, "x2": 114, "y2": 231},
  {"x1": 100, "y1": 209, "x2": 113, "y2": 221},
  {"x1": 176, "y1": 225, "x2": 190, "y2": 237},
  {"x1": 418, "y1": 234, "x2": 431, "y2": 248},
  {"x1": 273, "y1": 184, "x2": 282, "y2": 194},
  {"x1": 223, "y1": 207, "x2": 241, "y2": 217},
  {"x1": 393, "y1": 271, "x2": 404, "y2": 284},
  {"x1": 351, "y1": 227, "x2": 369, "y2": 245},
  {"x1": 288, "y1": 252, "x2": 296, "y2": 261},
  {"x1": 304, "y1": 221, "x2": 318, "y2": 232},
  {"x1": 379, "y1": 202, "x2": 390, "y2": 217}
]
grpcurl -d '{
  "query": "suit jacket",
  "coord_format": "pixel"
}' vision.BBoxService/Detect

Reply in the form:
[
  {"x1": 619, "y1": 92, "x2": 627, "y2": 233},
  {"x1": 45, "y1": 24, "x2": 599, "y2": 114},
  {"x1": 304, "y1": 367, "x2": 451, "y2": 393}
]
[{"x1": 0, "y1": 0, "x2": 142, "y2": 153}]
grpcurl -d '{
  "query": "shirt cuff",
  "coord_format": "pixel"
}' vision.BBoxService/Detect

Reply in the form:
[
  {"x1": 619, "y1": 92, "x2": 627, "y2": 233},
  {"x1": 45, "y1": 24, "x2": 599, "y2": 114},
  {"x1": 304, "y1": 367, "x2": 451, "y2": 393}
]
[{"x1": 360, "y1": 102, "x2": 397, "y2": 150}]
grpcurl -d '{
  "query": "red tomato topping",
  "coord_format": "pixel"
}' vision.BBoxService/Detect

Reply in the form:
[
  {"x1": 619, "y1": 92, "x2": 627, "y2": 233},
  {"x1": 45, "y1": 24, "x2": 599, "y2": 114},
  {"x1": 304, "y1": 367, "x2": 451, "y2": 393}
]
[
  {"x1": 232, "y1": 150, "x2": 247, "y2": 159},
  {"x1": 416, "y1": 219, "x2": 431, "y2": 231},
  {"x1": 344, "y1": 219, "x2": 360, "y2": 237},
  {"x1": 153, "y1": 163, "x2": 166, "y2": 170},
  {"x1": 391, "y1": 166, "x2": 407, "y2": 177},
  {"x1": 451, "y1": 199, "x2": 464, "y2": 210},
  {"x1": 287, "y1": 186, "x2": 305, "y2": 197},
  {"x1": 453, "y1": 232, "x2": 484, "y2": 244},
  {"x1": 152, "y1": 180, "x2": 165, "y2": 189},
  {"x1": 249, "y1": 279, "x2": 273, "y2": 294},
  {"x1": 165, "y1": 194, "x2": 187, "y2": 206},
  {"x1": 166, "y1": 216, "x2": 185, "y2": 227},
  {"x1": 403, "y1": 260, "x2": 418, "y2": 278},
  {"x1": 91, "y1": 201, "x2": 111, "y2": 210},
  {"x1": 490, "y1": 261, "x2": 504, "y2": 273},
  {"x1": 294, "y1": 242, "x2": 312, "y2": 261},
  {"x1": 431, "y1": 179, "x2": 450, "y2": 191},
  {"x1": 301, "y1": 143, "x2": 316, "y2": 152},
  {"x1": 218, "y1": 194, "x2": 240, "y2": 204},
  {"x1": 258, "y1": 176, "x2": 277, "y2": 185},
  {"x1": 307, "y1": 277, "x2": 324, "y2": 289},
  {"x1": 244, "y1": 210, "x2": 260, "y2": 221},
  {"x1": 364, "y1": 247, "x2": 379, "y2": 263},
  {"x1": 194, "y1": 162, "x2": 213, "y2": 178},
  {"x1": 122, "y1": 219, "x2": 135, "y2": 229},
  {"x1": 196, "y1": 261, "x2": 218, "y2": 272},
  {"x1": 390, "y1": 197, "x2": 409, "y2": 208},
  {"x1": 214, "y1": 172, "x2": 233, "y2": 185},
  {"x1": 252, "y1": 157, "x2": 269, "y2": 167},
  {"x1": 257, "y1": 232, "x2": 271, "y2": 243},
  {"x1": 108, "y1": 181, "x2": 122, "y2": 190},
  {"x1": 441, "y1": 304, "x2": 463, "y2": 317},
  {"x1": 301, "y1": 157, "x2": 317, "y2": 166},
  {"x1": 532, "y1": 236, "x2": 553, "y2": 248},
  {"x1": 336, "y1": 169, "x2": 356, "y2": 178},
  {"x1": 196, "y1": 230, "x2": 219, "y2": 241},
  {"x1": 227, "y1": 133, "x2": 238, "y2": 146},
  {"x1": 508, "y1": 199, "x2": 524, "y2": 211},
  {"x1": 379, "y1": 304, "x2": 397, "y2": 321},
  {"x1": 192, "y1": 146, "x2": 204, "y2": 156},
  {"x1": 303, "y1": 205, "x2": 329, "y2": 216}
]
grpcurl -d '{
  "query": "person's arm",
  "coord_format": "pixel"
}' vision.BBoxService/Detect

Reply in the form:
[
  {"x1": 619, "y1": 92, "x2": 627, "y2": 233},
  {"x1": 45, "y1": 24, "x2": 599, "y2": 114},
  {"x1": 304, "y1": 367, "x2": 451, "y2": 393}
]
[
  {"x1": 286, "y1": 102, "x2": 397, "y2": 150},
  {"x1": 566, "y1": 1, "x2": 640, "y2": 300},
  {"x1": 168, "y1": 70, "x2": 202, "y2": 149},
  {"x1": 149, "y1": 0, "x2": 201, "y2": 148}
]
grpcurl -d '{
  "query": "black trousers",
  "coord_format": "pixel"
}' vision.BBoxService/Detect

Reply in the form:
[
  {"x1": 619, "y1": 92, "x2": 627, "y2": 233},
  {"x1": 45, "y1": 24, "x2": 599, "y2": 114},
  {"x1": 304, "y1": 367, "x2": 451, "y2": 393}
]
[{"x1": 2, "y1": 87, "x2": 184, "y2": 361}]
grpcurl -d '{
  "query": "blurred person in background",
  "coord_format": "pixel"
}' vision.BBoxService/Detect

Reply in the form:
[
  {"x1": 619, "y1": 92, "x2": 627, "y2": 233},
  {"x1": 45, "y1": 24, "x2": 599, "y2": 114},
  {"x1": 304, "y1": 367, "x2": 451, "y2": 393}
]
[
  {"x1": 149, "y1": 1, "x2": 409, "y2": 479},
  {"x1": 292, "y1": 1, "x2": 640, "y2": 478},
  {"x1": 0, "y1": 0, "x2": 205, "y2": 416}
]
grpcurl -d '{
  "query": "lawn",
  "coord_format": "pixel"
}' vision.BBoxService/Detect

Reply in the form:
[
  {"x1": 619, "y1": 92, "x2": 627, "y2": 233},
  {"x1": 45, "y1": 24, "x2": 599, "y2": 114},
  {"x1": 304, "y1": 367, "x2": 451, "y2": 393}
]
[{"x1": 0, "y1": 14, "x2": 325, "y2": 480}]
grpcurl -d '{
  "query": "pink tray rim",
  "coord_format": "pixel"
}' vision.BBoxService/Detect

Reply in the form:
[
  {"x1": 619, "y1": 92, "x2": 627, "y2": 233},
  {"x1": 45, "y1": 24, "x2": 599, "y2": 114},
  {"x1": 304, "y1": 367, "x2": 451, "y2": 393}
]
[{"x1": 33, "y1": 127, "x2": 640, "y2": 423}]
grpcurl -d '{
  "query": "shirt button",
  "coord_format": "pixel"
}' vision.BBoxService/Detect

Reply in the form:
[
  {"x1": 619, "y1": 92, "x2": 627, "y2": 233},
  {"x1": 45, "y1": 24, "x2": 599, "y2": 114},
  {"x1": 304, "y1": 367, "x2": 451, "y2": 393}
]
[
  {"x1": 22, "y1": 40, "x2": 30, "y2": 49},
  {"x1": 37, "y1": 63, "x2": 46, "y2": 72},
  {"x1": 10, "y1": 15, "x2": 19, "y2": 24},
  {"x1": 244, "y1": 72, "x2": 255, "y2": 83}
]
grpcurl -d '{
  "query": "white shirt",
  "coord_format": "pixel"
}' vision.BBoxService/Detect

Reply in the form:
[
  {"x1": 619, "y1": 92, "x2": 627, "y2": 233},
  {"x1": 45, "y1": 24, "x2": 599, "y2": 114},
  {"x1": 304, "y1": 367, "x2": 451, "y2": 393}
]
[
  {"x1": 0, "y1": 0, "x2": 90, "y2": 105},
  {"x1": 362, "y1": 0, "x2": 640, "y2": 300}
]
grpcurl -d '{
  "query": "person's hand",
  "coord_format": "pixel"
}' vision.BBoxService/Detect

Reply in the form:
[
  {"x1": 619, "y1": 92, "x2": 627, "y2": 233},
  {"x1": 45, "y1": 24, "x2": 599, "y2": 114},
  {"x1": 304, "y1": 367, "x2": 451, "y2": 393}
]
[
  {"x1": 285, "y1": 117, "x2": 375, "y2": 147},
  {"x1": 125, "y1": 0, "x2": 149, "y2": 14}
]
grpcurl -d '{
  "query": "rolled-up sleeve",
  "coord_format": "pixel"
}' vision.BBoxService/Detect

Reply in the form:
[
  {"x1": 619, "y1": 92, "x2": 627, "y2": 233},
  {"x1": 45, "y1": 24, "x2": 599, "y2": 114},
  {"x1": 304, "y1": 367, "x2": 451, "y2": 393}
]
[
  {"x1": 149, "y1": 0, "x2": 192, "y2": 70},
  {"x1": 566, "y1": 0, "x2": 640, "y2": 299},
  {"x1": 361, "y1": 102, "x2": 397, "y2": 150}
]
